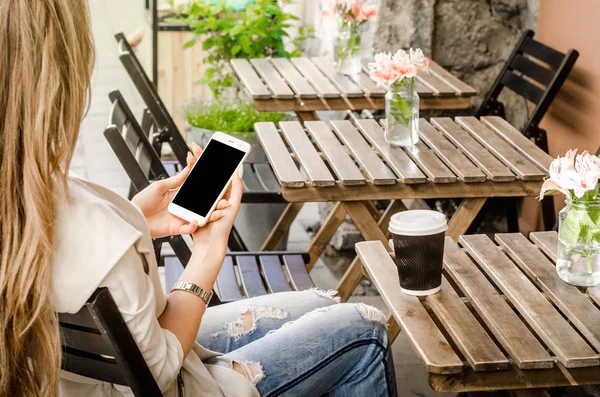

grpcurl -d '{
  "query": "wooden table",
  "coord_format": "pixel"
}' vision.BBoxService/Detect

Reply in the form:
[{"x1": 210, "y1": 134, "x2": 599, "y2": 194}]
[
  {"x1": 356, "y1": 232, "x2": 600, "y2": 394},
  {"x1": 255, "y1": 115, "x2": 553, "y2": 301},
  {"x1": 231, "y1": 57, "x2": 477, "y2": 118}
]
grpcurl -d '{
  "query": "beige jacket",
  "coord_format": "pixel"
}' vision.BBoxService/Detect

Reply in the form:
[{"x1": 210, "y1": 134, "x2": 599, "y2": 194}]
[{"x1": 54, "y1": 176, "x2": 259, "y2": 397}]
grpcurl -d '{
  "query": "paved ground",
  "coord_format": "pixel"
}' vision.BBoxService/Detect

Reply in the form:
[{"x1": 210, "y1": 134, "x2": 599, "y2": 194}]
[{"x1": 79, "y1": 1, "x2": 455, "y2": 395}]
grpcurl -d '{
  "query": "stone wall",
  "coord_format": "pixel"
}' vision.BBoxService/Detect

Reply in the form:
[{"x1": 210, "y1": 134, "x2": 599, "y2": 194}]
[{"x1": 374, "y1": 0, "x2": 540, "y2": 128}]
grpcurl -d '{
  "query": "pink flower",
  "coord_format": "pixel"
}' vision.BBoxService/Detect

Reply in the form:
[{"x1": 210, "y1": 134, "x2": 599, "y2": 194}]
[
  {"x1": 538, "y1": 149, "x2": 600, "y2": 199},
  {"x1": 409, "y1": 48, "x2": 429, "y2": 72}
]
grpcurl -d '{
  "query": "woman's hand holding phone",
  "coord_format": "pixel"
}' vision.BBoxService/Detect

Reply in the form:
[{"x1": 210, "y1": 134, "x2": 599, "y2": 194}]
[{"x1": 131, "y1": 143, "x2": 230, "y2": 239}]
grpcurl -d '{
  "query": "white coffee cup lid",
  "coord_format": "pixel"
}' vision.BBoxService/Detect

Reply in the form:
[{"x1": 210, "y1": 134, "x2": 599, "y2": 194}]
[{"x1": 389, "y1": 210, "x2": 448, "y2": 236}]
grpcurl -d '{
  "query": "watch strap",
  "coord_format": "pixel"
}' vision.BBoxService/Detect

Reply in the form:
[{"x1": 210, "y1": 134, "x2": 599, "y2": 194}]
[{"x1": 171, "y1": 281, "x2": 213, "y2": 306}]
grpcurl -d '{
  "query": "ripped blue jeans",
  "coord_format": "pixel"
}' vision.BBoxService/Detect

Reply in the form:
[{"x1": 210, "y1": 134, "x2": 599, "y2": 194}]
[{"x1": 197, "y1": 289, "x2": 397, "y2": 397}]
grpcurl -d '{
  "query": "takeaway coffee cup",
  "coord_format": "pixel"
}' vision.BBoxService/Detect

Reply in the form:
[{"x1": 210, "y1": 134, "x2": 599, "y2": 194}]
[{"x1": 388, "y1": 210, "x2": 448, "y2": 296}]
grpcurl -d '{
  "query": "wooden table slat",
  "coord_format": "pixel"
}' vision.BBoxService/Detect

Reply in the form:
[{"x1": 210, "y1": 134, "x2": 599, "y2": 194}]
[
  {"x1": 236, "y1": 255, "x2": 268, "y2": 298},
  {"x1": 354, "y1": 119, "x2": 427, "y2": 184},
  {"x1": 443, "y1": 237, "x2": 554, "y2": 370},
  {"x1": 427, "y1": 277, "x2": 510, "y2": 371},
  {"x1": 431, "y1": 117, "x2": 516, "y2": 182},
  {"x1": 496, "y1": 232, "x2": 600, "y2": 352},
  {"x1": 255, "y1": 122, "x2": 305, "y2": 188},
  {"x1": 230, "y1": 59, "x2": 272, "y2": 99},
  {"x1": 269, "y1": 58, "x2": 318, "y2": 98},
  {"x1": 456, "y1": 117, "x2": 547, "y2": 181},
  {"x1": 304, "y1": 121, "x2": 366, "y2": 186},
  {"x1": 530, "y1": 231, "x2": 559, "y2": 262},
  {"x1": 419, "y1": 119, "x2": 487, "y2": 183},
  {"x1": 311, "y1": 57, "x2": 364, "y2": 97},
  {"x1": 290, "y1": 58, "x2": 340, "y2": 98},
  {"x1": 481, "y1": 116, "x2": 553, "y2": 173},
  {"x1": 427, "y1": 62, "x2": 478, "y2": 97},
  {"x1": 330, "y1": 120, "x2": 397, "y2": 185},
  {"x1": 350, "y1": 72, "x2": 388, "y2": 97},
  {"x1": 356, "y1": 241, "x2": 464, "y2": 374},
  {"x1": 460, "y1": 234, "x2": 599, "y2": 368},
  {"x1": 279, "y1": 121, "x2": 336, "y2": 187},
  {"x1": 415, "y1": 72, "x2": 458, "y2": 97},
  {"x1": 259, "y1": 255, "x2": 292, "y2": 293},
  {"x1": 250, "y1": 58, "x2": 295, "y2": 99}
]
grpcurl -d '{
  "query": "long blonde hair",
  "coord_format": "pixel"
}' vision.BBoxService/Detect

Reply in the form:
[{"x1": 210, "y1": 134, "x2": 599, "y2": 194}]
[{"x1": 0, "y1": 0, "x2": 95, "y2": 395}]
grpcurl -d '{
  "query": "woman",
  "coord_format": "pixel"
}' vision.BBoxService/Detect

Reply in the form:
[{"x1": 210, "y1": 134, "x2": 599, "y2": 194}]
[{"x1": 0, "y1": 1, "x2": 397, "y2": 396}]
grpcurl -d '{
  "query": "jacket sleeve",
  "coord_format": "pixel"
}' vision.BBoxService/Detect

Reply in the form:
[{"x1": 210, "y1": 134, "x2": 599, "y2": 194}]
[{"x1": 98, "y1": 246, "x2": 184, "y2": 392}]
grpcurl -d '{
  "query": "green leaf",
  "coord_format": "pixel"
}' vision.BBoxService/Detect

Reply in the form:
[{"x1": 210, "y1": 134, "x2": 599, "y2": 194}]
[
  {"x1": 230, "y1": 24, "x2": 245, "y2": 36},
  {"x1": 198, "y1": 68, "x2": 216, "y2": 84},
  {"x1": 231, "y1": 44, "x2": 241, "y2": 56},
  {"x1": 183, "y1": 39, "x2": 197, "y2": 49}
]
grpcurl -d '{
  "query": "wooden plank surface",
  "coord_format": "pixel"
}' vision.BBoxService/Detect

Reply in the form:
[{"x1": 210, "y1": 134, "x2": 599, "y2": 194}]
[
  {"x1": 250, "y1": 58, "x2": 295, "y2": 99},
  {"x1": 269, "y1": 58, "x2": 318, "y2": 98},
  {"x1": 350, "y1": 72, "x2": 387, "y2": 97},
  {"x1": 311, "y1": 57, "x2": 364, "y2": 97},
  {"x1": 214, "y1": 257, "x2": 243, "y2": 301},
  {"x1": 419, "y1": 120, "x2": 487, "y2": 182},
  {"x1": 427, "y1": 62, "x2": 477, "y2": 97},
  {"x1": 443, "y1": 238, "x2": 554, "y2": 370},
  {"x1": 356, "y1": 241, "x2": 464, "y2": 374},
  {"x1": 431, "y1": 117, "x2": 515, "y2": 182},
  {"x1": 354, "y1": 119, "x2": 427, "y2": 184},
  {"x1": 496, "y1": 233, "x2": 600, "y2": 352},
  {"x1": 259, "y1": 255, "x2": 291, "y2": 293},
  {"x1": 283, "y1": 255, "x2": 314, "y2": 291},
  {"x1": 291, "y1": 57, "x2": 340, "y2": 98},
  {"x1": 456, "y1": 117, "x2": 546, "y2": 181},
  {"x1": 253, "y1": 163, "x2": 282, "y2": 193},
  {"x1": 230, "y1": 59, "x2": 272, "y2": 99},
  {"x1": 460, "y1": 234, "x2": 599, "y2": 368},
  {"x1": 304, "y1": 121, "x2": 366, "y2": 186},
  {"x1": 416, "y1": 72, "x2": 457, "y2": 97},
  {"x1": 279, "y1": 121, "x2": 336, "y2": 187},
  {"x1": 426, "y1": 278, "x2": 510, "y2": 371},
  {"x1": 330, "y1": 120, "x2": 397, "y2": 185},
  {"x1": 255, "y1": 122, "x2": 305, "y2": 188},
  {"x1": 530, "y1": 231, "x2": 558, "y2": 262},
  {"x1": 236, "y1": 255, "x2": 267, "y2": 298},
  {"x1": 481, "y1": 116, "x2": 552, "y2": 173}
]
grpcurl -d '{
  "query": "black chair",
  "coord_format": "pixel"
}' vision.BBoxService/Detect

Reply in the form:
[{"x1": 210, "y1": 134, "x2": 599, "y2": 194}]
[
  {"x1": 476, "y1": 29, "x2": 579, "y2": 154},
  {"x1": 60, "y1": 288, "x2": 162, "y2": 397},
  {"x1": 471, "y1": 29, "x2": 579, "y2": 232},
  {"x1": 104, "y1": 90, "x2": 315, "y2": 305},
  {"x1": 114, "y1": 32, "x2": 287, "y2": 208}
]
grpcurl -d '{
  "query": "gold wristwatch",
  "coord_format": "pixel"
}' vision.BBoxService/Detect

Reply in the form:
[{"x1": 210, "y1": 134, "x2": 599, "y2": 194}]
[{"x1": 171, "y1": 281, "x2": 213, "y2": 306}]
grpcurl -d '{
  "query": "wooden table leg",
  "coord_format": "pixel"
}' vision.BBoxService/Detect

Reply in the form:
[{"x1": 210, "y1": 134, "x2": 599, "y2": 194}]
[
  {"x1": 296, "y1": 111, "x2": 320, "y2": 122},
  {"x1": 261, "y1": 203, "x2": 304, "y2": 251},
  {"x1": 307, "y1": 202, "x2": 346, "y2": 271},
  {"x1": 509, "y1": 389, "x2": 551, "y2": 397},
  {"x1": 337, "y1": 201, "x2": 396, "y2": 301},
  {"x1": 387, "y1": 314, "x2": 401, "y2": 342},
  {"x1": 447, "y1": 198, "x2": 487, "y2": 241}
]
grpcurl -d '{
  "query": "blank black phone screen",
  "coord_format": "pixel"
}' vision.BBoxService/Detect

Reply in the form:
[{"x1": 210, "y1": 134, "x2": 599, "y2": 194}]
[{"x1": 172, "y1": 140, "x2": 245, "y2": 217}]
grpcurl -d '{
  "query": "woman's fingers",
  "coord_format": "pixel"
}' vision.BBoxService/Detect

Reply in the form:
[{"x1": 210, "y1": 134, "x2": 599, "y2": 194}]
[
  {"x1": 191, "y1": 143, "x2": 202, "y2": 158},
  {"x1": 158, "y1": 164, "x2": 191, "y2": 191},
  {"x1": 228, "y1": 172, "x2": 244, "y2": 207},
  {"x1": 207, "y1": 210, "x2": 224, "y2": 223},
  {"x1": 186, "y1": 152, "x2": 195, "y2": 167},
  {"x1": 216, "y1": 199, "x2": 230, "y2": 210},
  {"x1": 179, "y1": 220, "x2": 199, "y2": 235}
]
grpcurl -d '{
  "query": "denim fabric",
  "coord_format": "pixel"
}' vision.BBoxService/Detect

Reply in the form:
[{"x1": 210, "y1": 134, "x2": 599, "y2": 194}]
[{"x1": 197, "y1": 290, "x2": 397, "y2": 397}]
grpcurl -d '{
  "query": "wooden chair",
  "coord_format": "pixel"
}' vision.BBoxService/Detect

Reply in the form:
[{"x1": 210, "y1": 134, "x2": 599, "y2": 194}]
[
  {"x1": 103, "y1": 90, "x2": 314, "y2": 305},
  {"x1": 60, "y1": 288, "x2": 162, "y2": 397},
  {"x1": 473, "y1": 29, "x2": 579, "y2": 231},
  {"x1": 113, "y1": 32, "x2": 287, "y2": 208}
]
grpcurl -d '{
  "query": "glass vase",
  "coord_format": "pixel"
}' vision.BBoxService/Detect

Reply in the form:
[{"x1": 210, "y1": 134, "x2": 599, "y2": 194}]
[
  {"x1": 557, "y1": 197, "x2": 600, "y2": 287},
  {"x1": 385, "y1": 78, "x2": 420, "y2": 147},
  {"x1": 333, "y1": 22, "x2": 361, "y2": 75}
]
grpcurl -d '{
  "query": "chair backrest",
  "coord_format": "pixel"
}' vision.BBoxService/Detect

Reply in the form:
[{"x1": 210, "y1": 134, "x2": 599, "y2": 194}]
[
  {"x1": 114, "y1": 32, "x2": 189, "y2": 167},
  {"x1": 475, "y1": 29, "x2": 579, "y2": 149},
  {"x1": 59, "y1": 288, "x2": 162, "y2": 397}
]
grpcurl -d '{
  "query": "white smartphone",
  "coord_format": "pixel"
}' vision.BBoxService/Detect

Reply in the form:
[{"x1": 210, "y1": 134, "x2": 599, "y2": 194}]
[{"x1": 168, "y1": 132, "x2": 251, "y2": 226}]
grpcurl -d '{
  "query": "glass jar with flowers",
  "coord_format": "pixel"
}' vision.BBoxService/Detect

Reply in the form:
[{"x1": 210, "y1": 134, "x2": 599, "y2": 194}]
[
  {"x1": 321, "y1": 0, "x2": 377, "y2": 75},
  {"x1": 368, "y1": 49, "x2": 429, "y2": 147},
  {"x1": 539, "y1": 149, "x2": 600, "y2": 286}
]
